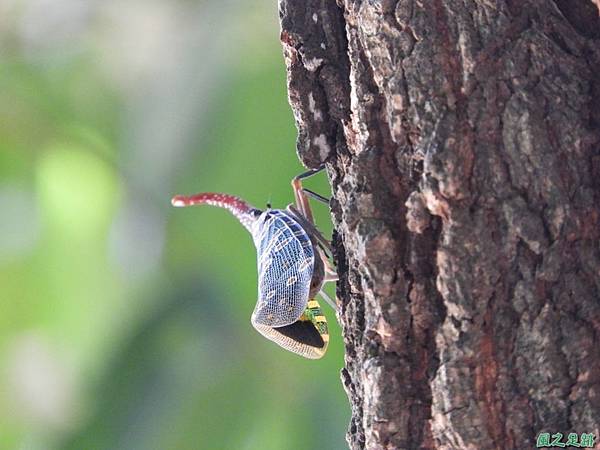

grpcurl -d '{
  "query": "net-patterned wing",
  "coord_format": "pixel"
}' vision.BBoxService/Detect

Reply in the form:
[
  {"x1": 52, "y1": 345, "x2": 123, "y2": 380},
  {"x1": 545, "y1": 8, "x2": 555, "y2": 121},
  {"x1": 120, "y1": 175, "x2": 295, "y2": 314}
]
[
  {"x1": 252, "y1": 300, "x2": 329, "y2": 359},
  {"x1": 250, "y1": 210, "x2": 314, "y2": 328}
]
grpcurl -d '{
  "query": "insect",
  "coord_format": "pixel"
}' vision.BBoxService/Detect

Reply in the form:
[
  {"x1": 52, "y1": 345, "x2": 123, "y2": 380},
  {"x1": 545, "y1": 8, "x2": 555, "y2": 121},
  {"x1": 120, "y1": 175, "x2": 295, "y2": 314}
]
[{"x1": 171, "y1": 167, "x2": 337, "y2": 359}]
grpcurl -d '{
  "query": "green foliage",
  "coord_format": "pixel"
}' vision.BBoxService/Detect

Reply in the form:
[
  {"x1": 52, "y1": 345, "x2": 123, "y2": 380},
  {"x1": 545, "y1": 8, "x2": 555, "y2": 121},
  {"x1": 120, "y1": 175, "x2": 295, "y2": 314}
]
[{"x1": 0, "y1": 4, "x2": 346, "y2": 450}]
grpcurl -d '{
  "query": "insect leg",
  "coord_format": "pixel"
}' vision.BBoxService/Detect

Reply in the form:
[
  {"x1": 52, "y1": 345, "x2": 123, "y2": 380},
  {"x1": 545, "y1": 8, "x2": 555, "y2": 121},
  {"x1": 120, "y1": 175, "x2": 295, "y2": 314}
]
[
  {"x1": 292, "y1": 168, "x2": 330, "y2": 210},
  {"x1": 292, "y1": 165, "x2": 329, "y2": 225},
  {"x1": 319, "y1": 289, "x2": 337, "y2": 311},
  {"x1": 319, "y1": 248, "x2": 337, "y2": 281},
  {"x1": 323, "y1": 266, "x2": 338, "y2": 282},
  {"x1": 292, "y1": 177, "x2": 315, "y2": 226},
  {"x1": 302, "y1": 188, "x2": 330, "y2": 205},
  {"x1": 318, "y1": 289, "x2": 338, "y2": 313},
  {"x1": 295, "y1": 166, "x2": 325, "y2": 181}
]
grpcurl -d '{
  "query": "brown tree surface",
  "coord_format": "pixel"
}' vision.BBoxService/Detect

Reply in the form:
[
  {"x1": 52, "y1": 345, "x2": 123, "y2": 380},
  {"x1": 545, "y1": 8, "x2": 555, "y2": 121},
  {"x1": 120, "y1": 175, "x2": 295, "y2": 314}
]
[{"x1": 278, "y1": 1, "x2": 600, "y2": 449}]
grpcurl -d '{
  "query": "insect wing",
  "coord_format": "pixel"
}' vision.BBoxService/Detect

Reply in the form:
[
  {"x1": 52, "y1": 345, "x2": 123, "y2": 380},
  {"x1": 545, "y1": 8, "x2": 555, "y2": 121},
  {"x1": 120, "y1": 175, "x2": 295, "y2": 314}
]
[
  {"x1": 251, "y1": 299, "x2": 329, "y2": 359},
  {"x1": 250, "y1": 211, "x2": 314, "y2": 327}
]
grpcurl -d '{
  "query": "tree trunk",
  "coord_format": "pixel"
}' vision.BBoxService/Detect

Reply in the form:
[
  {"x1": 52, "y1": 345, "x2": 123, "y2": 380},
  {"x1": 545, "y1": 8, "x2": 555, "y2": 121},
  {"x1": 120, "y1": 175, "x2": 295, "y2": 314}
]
[{"x1": 278, "y1": 1, "x2": 600, "y2": 449}]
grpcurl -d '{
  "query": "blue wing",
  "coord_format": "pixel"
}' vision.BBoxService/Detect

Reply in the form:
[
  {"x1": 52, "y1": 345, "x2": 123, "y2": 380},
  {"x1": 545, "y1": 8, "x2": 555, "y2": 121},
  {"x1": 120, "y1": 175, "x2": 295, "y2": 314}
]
[{"x1": 250, "y1": 210, "x2": 314, "y2": 327}]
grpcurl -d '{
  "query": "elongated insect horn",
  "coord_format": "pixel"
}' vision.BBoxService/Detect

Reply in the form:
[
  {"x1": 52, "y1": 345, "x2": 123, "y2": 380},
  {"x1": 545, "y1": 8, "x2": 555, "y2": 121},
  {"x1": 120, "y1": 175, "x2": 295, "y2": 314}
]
[{"x1": 171, "y1": 192, "x2": 259, "y2": 232}]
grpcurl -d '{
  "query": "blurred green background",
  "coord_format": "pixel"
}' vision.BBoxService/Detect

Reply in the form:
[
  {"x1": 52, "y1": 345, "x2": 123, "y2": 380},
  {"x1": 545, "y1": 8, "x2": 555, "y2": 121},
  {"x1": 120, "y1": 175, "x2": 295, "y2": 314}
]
[{"x1": 0, "y1": 1, "x2": 347, "y2": 449}]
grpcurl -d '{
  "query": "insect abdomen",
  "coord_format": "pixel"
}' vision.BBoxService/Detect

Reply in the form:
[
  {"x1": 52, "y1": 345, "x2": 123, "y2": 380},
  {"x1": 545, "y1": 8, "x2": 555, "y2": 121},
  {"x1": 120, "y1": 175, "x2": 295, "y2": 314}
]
[{"x1": 255, "y1": 298, "x2": 329, "y2": 359}]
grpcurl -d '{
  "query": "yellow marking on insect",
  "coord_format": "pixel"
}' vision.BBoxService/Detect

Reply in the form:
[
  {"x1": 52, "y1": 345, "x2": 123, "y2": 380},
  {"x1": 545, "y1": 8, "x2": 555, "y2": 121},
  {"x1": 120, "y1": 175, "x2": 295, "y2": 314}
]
[
  {"x1": 321, "y1": 334, "x2": 330, "y2": 342},
  {"x1": 315, "y1": 315, "x2": 327, "y2": 322},
  {"x1": 307, "y1": 300, "x2": 319, "y2": 308}
]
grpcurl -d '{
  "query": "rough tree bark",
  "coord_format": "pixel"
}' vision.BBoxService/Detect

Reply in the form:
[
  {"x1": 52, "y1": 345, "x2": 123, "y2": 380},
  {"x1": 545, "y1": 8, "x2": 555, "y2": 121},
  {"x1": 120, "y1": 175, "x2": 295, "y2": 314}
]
[{"x1": 278, "y1": 1, "x2": 600, "y2": 449}]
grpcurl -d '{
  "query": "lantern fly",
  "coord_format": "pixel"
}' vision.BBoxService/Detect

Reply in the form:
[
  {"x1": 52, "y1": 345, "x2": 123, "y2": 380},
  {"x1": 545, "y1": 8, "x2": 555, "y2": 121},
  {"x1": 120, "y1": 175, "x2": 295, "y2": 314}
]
[{"x1": 171, "y1": 167, "x2": 337, "y2": 359}]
